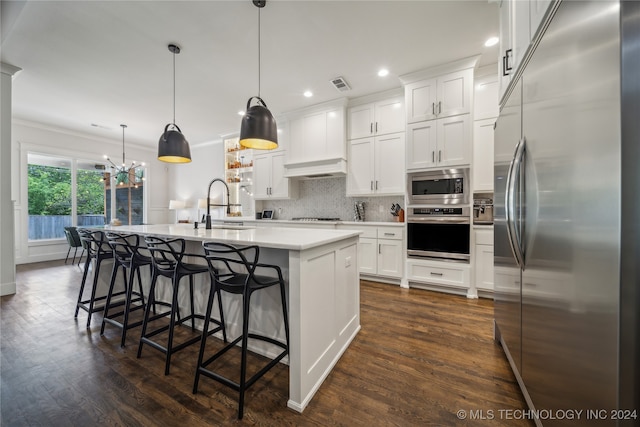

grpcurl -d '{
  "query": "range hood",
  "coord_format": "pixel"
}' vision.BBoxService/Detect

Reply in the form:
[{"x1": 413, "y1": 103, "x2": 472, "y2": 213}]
[{"x1": 283, "y1": 157, "x2": 347, "y2": 179}]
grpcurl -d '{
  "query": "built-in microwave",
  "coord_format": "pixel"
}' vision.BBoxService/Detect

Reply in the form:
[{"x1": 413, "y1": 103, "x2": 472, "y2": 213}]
[{"x1": 408, "y1": 168, "x2": 469, "y2": 205}]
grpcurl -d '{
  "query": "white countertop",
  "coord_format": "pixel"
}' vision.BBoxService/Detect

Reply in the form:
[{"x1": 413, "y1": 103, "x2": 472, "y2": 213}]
[
  {"x1": 213, "y1": 218, "x2": 405, "y2": 227},
  {"x1": 104, "y1": 223, "x2": 361, "y2": 251}
]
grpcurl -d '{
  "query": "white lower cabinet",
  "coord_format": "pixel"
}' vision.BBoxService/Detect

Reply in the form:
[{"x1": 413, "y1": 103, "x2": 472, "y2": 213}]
[
  {"x1": 473, "y1": 229, "x2": 494, "y2": 294},
  {"x1": 407, "y1": 258, "x2": 471, "y2": 296},
  {"x1": 338, "y1": 224, "x2": 404, "y2": 280}
]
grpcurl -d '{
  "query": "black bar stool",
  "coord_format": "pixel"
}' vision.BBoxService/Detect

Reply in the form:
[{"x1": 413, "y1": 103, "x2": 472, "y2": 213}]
[
  {"x1": 194, "y1": 242, "x2": 290, "y2": 419},
  {"x1": 137, "y1": 236, "x2": 226, "y2": 375},
  {"x1": 64, "y1": 226, "x2": 84, "y2": 265},
  {"x1": 100, "y1": 232, "x2": 152, "y2": 347},
  {"x1": 75, "y1": 229, "x2": 114, "y2": 328}
]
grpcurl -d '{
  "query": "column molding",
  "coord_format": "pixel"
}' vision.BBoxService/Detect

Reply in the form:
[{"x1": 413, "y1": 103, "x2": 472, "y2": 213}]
[{"x1": 1, "y1": 62, "x2": 22, "y2": 296}]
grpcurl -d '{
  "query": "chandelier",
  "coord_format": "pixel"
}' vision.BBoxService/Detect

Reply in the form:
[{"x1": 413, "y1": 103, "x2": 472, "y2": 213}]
[{"x1": 104, "y1": 124, "x2": 145, "y2": 188}]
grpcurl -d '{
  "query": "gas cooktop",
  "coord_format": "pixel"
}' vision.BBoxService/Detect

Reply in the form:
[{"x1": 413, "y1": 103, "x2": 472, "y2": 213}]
[{"x1": 291, "y1": 217, "x2": 341, "y2": 222}]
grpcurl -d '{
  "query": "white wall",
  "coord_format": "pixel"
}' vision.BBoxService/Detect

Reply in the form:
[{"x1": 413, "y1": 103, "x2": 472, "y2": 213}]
[
  {"x1": 169, "y1": 140, "x2": 226, "y2": 222},
  {"x1": 12, "y1": 120, "x2": 171, "y2": 264}
]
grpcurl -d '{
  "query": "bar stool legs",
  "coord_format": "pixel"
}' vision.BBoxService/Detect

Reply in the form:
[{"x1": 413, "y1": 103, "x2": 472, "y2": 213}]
[
  {"x1": 100, "y1": 232, "x2": 153, "y2": 348},
  {"x1": 194, "y1": 242, "x2": 290, "y2": 419},
  {"x1": 137, "y1": 236, "x2": 226, "y2": 376},
  {"x1": 74, "y1": 230, "x2": 114, "y2": 329}
]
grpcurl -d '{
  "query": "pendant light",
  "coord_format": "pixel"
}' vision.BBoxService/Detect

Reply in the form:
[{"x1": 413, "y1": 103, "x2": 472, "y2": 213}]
[
  {"x1": 239, "y1": 0, "x2": 278, "y2": 150},
  {"x1": 104, "y1": 124, "x2": 145, "y2": 188},
  {"x1": 158, "y1": 43, "x2": 192, "y2": 163}
]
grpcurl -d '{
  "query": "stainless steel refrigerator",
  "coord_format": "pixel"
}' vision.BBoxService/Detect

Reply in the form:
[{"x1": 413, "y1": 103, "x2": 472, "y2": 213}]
[{"x1": 494, "y1": 1, "x2": 639, "y2": 425}]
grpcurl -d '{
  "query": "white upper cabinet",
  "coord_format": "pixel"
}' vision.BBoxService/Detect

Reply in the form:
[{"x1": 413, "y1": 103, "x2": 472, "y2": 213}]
[
  {"x1": 348, "y1": 97, "x2": 404, "y2": 140},
  {"x1": 254, "y1": 151, "x2": 297, "y2": 200},
  {"x1": 473, "y1": 74, "x2": 499, "y2": 121},
  {"x1": 472, "y1": 118, "x2": 496, "y2": 192},
  {"x1": 498, "y1": 0, "x2": 554, "y2": 103},
  {"x1": 347, "y1": 133, "x2": 405, "y2": 196},
  {"x1": 406, "y1": 114, "x2": 470, "y2": 170},
  {"x1": 405, "y1": 69, "x2": 472, "y2": 124},
  {"x1": 529, "y1": 0, "x2": 553, "y2": 39}
]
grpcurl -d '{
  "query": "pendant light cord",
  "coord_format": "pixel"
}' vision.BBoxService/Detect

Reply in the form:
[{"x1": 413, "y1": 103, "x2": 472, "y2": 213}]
[
  {"x1": 172, "y1": 49, "x2": 176, "y2": 124},
  {"x1": 122, "y1": 125, "x2": 126, "y2": 165},
  {"x1": 258, "y1": 7, "x2": 261, "y2": 98}
]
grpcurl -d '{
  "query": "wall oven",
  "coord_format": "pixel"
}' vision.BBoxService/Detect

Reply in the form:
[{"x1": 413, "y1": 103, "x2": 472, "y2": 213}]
[
  {"x1": 408, "y1": 168, "x2": 469, "y2": 205},
  {"x1": 407, "y1": 206, "x2": 470, "y2": 262}
]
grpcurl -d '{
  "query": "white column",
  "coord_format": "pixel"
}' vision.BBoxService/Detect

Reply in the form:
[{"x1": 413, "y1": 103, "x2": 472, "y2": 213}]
[{"x1": 1, "y1": 62, "x2": 22, "y2": 296}]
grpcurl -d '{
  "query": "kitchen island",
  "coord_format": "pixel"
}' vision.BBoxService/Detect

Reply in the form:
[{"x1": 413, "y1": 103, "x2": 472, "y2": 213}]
[{"x1": 101, "y1": 223, "x2": 361, "y2": 413}]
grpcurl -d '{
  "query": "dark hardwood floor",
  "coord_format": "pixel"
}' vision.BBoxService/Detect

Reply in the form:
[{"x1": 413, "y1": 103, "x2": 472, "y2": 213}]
[{"x1": 1, "y1": 260, "x2": 532, "y2": 426}]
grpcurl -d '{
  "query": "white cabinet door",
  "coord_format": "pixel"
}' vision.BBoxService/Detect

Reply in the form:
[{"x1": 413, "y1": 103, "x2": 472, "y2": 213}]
[
  {"x1": 405, "y1": 79, "x2": 438, "y2": 123},
  {"x1": 289, "y1": 116, "x2": 305, "y2": 164},
  {"x1": 374, "y1": 133, "x2": 405, "y2": 195},
  {"x1": 473, "y1": 118, "x2": 496, "y2": 192},
  {"x1": 498, "y1": 0, "x2": 513, "y2": 102},
  {"x1": 530, "y1": 0, "x2": 552, "y2": 39},
  {"x1": 406, "y1": 121, "x2": 437, "y2": 170},
  {"x1": 359, "y1": 237, "x2": 377, "y2": 275},
  {"x1": 347, "y1": 138, "x2": 374, "y2": 195},
  {"x1": 269, "y1": 152, "x2": 289, "y2": 198},
  {"x1": 348, "y1": 104, "x2": 374, "y2": 140},
  {"x1": 437, "y1": 69, "x2": 472, "y2": 118},
  {"x1": 512, "y1": 0, "x2": 530, "y2": 75},
  {"x1": 473, "y1": 74, "x2": 499, "y2": 121},
  {"x1": 253, "y1": 154, "x2": 271, "y2": 199},
  {"x1": 374, "y1": 97, "x2": 405, "y2": 135},
  {"x1": 475, "y1": 244, "x2": 494, "y2": 292},
  {"x1": 377, "y1": 238, "x2": 403, "y2": 278},
  {"x1": 436, "y1": 114, "x2": 471, "y2": 168}
]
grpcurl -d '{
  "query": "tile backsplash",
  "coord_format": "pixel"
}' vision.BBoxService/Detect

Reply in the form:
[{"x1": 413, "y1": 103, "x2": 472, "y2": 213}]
[{"x1": 261, "y1": 177, "x2": 404, "y2": 222}]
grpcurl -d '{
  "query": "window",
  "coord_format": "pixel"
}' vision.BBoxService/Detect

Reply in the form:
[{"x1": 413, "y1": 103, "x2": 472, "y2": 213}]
[
  {"x1": 27, "y1": 154, "x2": 72, "y2": 240},
  {"x1": 76, "y1": 160, "x2": 106, "y2": 227},
  {"x1": 27, "y1": 152, "x2": 147, "y2": 240}
]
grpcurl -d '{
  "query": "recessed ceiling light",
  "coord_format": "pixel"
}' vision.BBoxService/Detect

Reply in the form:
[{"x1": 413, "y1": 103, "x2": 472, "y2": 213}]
[
  {"x1": 238, "y1": 111, "x2": 245, "y2": 116},
  {"x1": 377, "y1": 68, "x2": 389, "y2": 77},
  {"x1": 303, "y1": 90, "x2": 313, "y2": 98},
  {"x1": 484, "y1": 37, "x2": 499, "y2": 47}
]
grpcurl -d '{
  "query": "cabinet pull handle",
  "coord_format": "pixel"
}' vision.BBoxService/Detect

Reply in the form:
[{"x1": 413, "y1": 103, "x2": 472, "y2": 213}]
[
  {"x1": 375, "y1": 181, "x2": 378, "y2": 190},
  {"x1": 371, "y1": 181, "x2": 374, "y2": 190},
  {"x1": 370, "y1": 123, "x2": 373, "y2": 134},
  {"x1": 439, "y1": 150, "x2": 442, "y2": 162},
  {"x1": 378, "y1": 244, "x2": 381, "y2": 254},
  {"x1": 432, "y1": 151, "x2": 435, "y2": 163},
  {"x1": 505, "y1": 49, "x2": 513, "y2": 72},
  {"x1": 430, "y1": 272, "x2": 443, "y2": 276},
  {"x1": 438, "y1": 101, "x2": 442, "y2": 115},
  {"x1": 502, "y1": 55, "x2": 509, "y2": 76},
  {"x1": 375, "y1": 122, "x2": 378, "y2": 132},
  {"x1": 384, "y1": 232, "x2": 394, "y2": 236},
  {"x1": 432, "y1": 102, "x2": 435, "y2": 115}
]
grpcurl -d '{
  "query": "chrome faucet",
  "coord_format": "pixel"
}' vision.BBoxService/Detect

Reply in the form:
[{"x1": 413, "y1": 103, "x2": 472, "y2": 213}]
[{"x1": 205, "y1": 178, "x2": 233, "y2": 229}]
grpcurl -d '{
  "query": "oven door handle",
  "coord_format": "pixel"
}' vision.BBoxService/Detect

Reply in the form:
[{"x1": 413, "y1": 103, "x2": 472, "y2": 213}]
[{"x1": 407, "y1": 217, "x2": 470, "y2": 224}]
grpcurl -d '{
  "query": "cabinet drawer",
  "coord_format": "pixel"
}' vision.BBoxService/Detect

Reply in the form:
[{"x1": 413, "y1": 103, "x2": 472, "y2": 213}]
[
  {"x1": 407, "y1": 259, "x2": 470, "y2": 288},
  {"x1": 377, "y1": 227, "x2": 403, "y2": 240}
]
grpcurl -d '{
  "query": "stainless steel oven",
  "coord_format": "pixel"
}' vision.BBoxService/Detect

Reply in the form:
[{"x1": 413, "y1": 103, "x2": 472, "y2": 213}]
[
  {"x1": 407, "y1": 206, "x2": 470, "y2": 261},
  {"x1": 408, "y1": 168, "x2": 469, "y2": 205}
]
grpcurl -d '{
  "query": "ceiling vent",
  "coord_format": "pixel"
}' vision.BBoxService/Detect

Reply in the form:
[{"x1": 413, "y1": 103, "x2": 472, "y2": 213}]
[{"x1": 330, "y1": 76, "x2": 351, "y2": 92}]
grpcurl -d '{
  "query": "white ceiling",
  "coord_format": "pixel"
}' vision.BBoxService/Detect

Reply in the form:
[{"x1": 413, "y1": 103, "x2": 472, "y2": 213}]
[{"x1": 1, "y1": 0, "x2": 498, "y2": 149}]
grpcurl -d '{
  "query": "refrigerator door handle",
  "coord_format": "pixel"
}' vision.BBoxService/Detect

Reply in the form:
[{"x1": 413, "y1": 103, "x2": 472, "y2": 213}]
[{"x1": 505, "y1": 138, "x2": 526, "y2": 269}]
